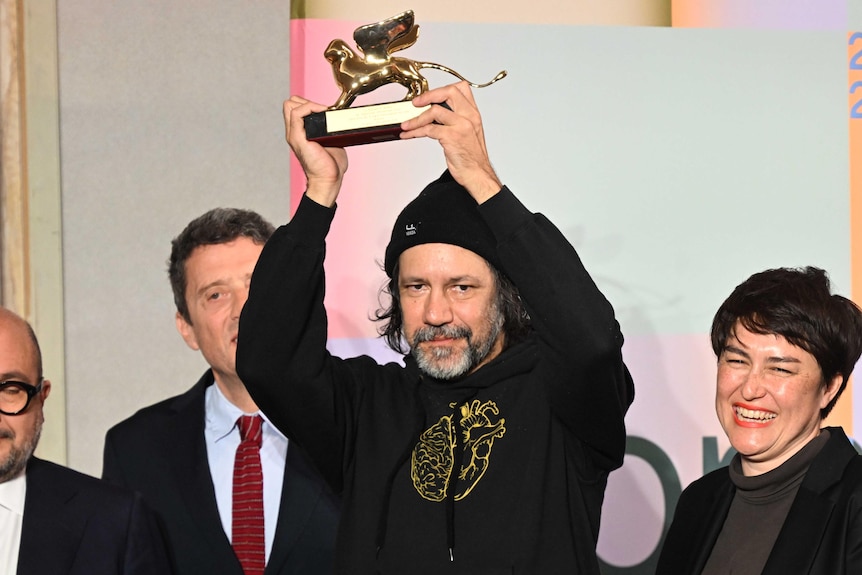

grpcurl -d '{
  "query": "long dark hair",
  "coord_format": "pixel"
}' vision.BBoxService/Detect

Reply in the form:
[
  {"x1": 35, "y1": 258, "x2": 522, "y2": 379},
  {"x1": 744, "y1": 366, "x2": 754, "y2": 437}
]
[{"x1": 375, "y1": 260, "x2": 532, "y2": 354}]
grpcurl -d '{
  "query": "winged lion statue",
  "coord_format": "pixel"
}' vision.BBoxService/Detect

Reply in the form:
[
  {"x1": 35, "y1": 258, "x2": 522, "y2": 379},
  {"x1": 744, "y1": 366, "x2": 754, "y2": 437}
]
[{"x1": 323, "y1": 10, "x2": 507, "y2": 110}]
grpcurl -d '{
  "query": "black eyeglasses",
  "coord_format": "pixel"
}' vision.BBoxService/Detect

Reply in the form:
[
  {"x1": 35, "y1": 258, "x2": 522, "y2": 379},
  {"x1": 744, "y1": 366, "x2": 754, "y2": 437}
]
[{"x1": 0, "y1": 380, "x2": 43, "y2": 416}]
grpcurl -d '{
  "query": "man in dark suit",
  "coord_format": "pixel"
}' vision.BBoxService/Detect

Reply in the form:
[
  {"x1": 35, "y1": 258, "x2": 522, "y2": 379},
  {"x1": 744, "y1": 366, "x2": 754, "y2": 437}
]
[
  {"x1": 0, "y1": 306, "x2": 170, "y2": 574},
  {"x1": 102, "y1": 208, "x2": 339, "y2": 575}
]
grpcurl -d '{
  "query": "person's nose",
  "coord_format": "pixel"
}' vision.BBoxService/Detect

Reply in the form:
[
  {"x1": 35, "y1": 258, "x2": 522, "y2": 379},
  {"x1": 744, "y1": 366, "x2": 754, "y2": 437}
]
[
  {"x1": 233, "y1": 285, "x2": 250, "y2": 319},
  {"x1": 740, "y1": 369, "x2": 767, "y2": 401},
  {"x1": 423, "y1": 289, "x2": 453, "y2": 327}
]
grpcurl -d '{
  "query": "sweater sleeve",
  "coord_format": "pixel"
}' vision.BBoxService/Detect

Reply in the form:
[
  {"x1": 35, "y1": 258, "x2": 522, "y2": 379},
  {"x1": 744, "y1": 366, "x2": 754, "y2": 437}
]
[
  {"x1": 237, "y1": 194, "x2": 364, "y2": 491},
  {"x1": 479, "y1": 186, "x2": 634, "y2": 469}
]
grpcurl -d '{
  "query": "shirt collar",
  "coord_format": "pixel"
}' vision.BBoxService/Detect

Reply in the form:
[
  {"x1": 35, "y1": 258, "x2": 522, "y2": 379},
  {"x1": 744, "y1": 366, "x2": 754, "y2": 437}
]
[
  {"x1": 204, "y1": 379, "x2": 285, "y2": 442},
  {"x1": 0, "y1": 474, "x2": 27, "y2": 516}
]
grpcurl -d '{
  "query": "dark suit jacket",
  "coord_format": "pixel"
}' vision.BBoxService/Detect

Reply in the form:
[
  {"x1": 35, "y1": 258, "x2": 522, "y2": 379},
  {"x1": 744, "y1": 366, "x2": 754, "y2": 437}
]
[
  {"x1": 102, "y1": 371, "x2": 340, "y2": 575},
  {"x1": 657, "y1": 426, "x2": 862, "y2": 574},
  {"x1": 18, "y1": 457, "x2": 171, "y2": 574}
]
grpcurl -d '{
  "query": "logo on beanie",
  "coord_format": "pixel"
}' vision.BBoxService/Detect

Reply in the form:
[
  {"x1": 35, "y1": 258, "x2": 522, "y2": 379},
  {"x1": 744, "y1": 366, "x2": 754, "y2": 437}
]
[{"x1": 405, "y1": 223, "x2": 417, "y2": 237}]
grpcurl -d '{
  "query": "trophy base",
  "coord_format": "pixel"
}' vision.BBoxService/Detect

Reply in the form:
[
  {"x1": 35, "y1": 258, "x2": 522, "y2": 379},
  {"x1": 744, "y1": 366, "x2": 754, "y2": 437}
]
[{"x1": 304, "y1": 101, "x2": 430, "y2": 147}]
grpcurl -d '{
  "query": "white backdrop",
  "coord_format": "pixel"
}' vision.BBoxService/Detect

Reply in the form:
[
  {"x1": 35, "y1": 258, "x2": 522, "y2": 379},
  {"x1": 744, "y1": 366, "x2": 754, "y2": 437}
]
[{"x1": 291, "y1": 19, "x2": 853, "y2": 572}]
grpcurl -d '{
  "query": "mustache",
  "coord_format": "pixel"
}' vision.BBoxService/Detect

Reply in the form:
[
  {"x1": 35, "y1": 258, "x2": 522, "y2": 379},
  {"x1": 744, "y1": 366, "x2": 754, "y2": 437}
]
[
  {"x1": 411, "y1": 325, "x2": 472, "y2": 345},
  {"x1": 0, "y1": 430, "x2": 14, "y2": 440}
]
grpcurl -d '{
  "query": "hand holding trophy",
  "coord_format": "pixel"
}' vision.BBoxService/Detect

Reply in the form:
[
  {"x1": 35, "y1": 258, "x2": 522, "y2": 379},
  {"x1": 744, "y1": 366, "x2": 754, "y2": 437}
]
[{"x1": 304, "y1": 10, "x2": 507, "y2": 147}]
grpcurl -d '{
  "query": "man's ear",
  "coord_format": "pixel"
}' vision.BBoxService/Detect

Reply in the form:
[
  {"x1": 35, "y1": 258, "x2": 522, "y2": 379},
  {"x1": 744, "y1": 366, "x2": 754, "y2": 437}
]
[
  {"x1": 39, "y1": 380, "x2": 51, "y2": 402},
  {"x1": 175, "y1": 312, "x2": 200, "y2": 351}
]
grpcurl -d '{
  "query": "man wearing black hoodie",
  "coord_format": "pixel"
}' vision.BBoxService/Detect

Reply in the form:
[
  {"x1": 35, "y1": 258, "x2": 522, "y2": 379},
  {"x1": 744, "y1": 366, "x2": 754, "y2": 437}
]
[{"x1": 237, "y1": 82, "x2": 634, "y2": 574}]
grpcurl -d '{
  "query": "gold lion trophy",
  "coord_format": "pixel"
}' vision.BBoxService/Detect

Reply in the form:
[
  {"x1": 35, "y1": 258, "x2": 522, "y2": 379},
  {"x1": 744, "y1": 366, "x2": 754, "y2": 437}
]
[{"x1": 304, "y1": 10, "x2": 507, "y2": 147}]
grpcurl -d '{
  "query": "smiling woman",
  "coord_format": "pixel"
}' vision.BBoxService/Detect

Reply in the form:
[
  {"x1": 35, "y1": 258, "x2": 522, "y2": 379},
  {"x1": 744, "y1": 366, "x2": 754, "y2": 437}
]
[
  {"x1": 657, "y1": 267, "x2": 862, "y2": 575},
  {"x1": 715, "y1": 325, "x2": 841, "y2": 477}
]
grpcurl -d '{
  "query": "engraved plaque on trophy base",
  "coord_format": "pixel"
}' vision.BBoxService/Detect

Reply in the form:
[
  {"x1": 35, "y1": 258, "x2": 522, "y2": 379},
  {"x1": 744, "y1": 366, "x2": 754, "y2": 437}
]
[{"x1": 304, "y1": 101, "x2": 430, "y2": 147}]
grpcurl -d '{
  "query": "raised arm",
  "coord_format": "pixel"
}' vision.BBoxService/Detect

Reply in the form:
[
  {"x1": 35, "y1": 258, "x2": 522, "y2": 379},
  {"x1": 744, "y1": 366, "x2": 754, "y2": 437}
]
[
  {"x1": 400, "y1": 82, "x2": 502, "y2": 204},
  {"x1": 283, "y1": 96, "x2": 349, "y2": 207},
  {"x1": 485, "y1": 194, "x2": 633, "y2": 468}
]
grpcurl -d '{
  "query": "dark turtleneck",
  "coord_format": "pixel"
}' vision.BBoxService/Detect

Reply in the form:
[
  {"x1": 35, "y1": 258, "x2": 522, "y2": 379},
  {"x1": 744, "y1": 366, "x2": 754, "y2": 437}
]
[{"x1": 701, "y1": 429, "x2": 830, "y2": 575}]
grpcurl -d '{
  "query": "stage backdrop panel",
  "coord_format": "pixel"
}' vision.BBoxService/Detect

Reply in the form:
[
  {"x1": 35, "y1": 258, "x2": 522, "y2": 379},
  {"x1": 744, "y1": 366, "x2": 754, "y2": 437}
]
[{"x1": 291, "y1": 5, "x2": 854, "y2": 573}]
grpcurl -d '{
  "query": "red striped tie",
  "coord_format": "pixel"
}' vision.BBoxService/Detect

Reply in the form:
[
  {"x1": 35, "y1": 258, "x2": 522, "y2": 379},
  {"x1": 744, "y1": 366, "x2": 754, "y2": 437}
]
[{"x1": 233, "y1": 415, "x2": 265, "y2": 575}]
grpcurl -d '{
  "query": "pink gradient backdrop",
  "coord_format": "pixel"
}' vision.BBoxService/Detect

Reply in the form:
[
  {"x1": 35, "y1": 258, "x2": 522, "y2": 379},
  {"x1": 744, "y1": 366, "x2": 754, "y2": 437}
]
[
  {"x1": 287, "y1": 7, "x2": 858, "y2": 569},
  {"x1": 672, "y1": 0, "x2": 846, "y2": 29}
]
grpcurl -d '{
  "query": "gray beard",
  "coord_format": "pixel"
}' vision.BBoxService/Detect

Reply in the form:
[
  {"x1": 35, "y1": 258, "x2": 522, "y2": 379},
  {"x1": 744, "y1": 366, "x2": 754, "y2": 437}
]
[
  {"x1": 410, "y1": 305, "x2": 504, "y2": 380},
  {"x1": 0, "y1": 424, "x2": 41, "y2": 483}
]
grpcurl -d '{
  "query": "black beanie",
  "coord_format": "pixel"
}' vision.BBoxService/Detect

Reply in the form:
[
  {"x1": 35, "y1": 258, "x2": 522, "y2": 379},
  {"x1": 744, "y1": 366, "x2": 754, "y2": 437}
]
[{"x1": 384, "y1": 170, "x2": 499, "y2": 278}]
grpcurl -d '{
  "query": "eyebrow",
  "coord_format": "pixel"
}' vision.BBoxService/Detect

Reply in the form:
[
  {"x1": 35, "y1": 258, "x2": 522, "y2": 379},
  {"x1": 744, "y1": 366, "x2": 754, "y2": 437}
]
[
  {"x1": 195, "y1": 275, "x2": 249, "y2": 297},
  {"x1": 722, "y1": 344, "x2": 802, "y2": 364},
  {"x1": 400, "y1": 274, "x2": 483, "y2": 284},
  {"x1": 196, "y1": 280, "x2": 227, "y2": 296},
  {"x1": 0, "y1": 370, "x2": 34, "y2": 382}
]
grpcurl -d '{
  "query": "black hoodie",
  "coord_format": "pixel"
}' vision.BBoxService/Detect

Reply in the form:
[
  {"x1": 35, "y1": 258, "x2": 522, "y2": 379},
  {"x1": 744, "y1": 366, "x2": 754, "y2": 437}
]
[{"x1": 237, "y1": 186, "x2": 634, "y2": 574}]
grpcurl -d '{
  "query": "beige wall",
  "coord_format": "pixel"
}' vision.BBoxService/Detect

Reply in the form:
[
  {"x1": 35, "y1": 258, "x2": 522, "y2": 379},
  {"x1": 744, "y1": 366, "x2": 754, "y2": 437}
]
[
  {"x1": 5, "y1": 1, "x2": 292, "y2": 478},
  {"x1": 57, "y1": 1, "x2": 292, "y2": 476},
  {"x1": 1, "y1": 0, "x2": 66, "y2": 464}
]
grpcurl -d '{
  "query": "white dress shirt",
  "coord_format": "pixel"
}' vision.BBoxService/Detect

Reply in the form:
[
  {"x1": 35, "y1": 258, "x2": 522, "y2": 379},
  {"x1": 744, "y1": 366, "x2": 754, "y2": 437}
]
[
  {"x1": 204, "y1": 383, "x2": 288, "y2": 562},
  {"x1": 0, "y1": 473, "x2": 26, "y2": 574}
]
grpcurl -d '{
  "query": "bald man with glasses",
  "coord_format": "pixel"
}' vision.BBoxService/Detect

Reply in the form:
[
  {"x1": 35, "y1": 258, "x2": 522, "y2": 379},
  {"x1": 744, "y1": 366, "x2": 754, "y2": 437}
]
[{"x1": 0, "y1": 306, "x2": 171, "y2": 574}]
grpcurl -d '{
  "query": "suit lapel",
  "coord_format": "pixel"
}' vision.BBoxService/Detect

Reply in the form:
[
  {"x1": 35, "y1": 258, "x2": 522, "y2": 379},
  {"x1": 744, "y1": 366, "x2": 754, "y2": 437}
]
[
  {"x1": 18, "y1": 458, "x2": 85, "y2": 574},
  {"x1": 165, "y1": 373, "x2": 240, "y2": 567},
  {"x1": 264, "y1": 444, "x2": 326, "y2": 574},
  {"x1": 762, "y1": 427, "x2": 855, "y2": 575},
  {"x1": 162, "y1": 372, "x2": 334, "y2": 575},
  {"x1": 688, "y1": 480, "x2": 735, "y2": 573},
  {"x1": 762, "y1": 487, "x2": 833, "y2": 574}
]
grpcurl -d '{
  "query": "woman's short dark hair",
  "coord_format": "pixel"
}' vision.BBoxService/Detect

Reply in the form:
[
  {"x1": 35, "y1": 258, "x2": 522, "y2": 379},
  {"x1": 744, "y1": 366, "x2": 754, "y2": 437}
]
[
  {"x1": 710, "y1": 266, "x2": 862, "y2": 418},
  {"x1": 375, "y1": 260, "x2": 532, "y2": 354}
]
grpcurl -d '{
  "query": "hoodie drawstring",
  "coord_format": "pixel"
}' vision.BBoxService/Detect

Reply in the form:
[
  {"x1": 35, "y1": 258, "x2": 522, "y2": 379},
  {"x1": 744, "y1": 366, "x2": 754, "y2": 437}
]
[
  {"x1": 446, "y1": 403, "x2": 466, "y2": 562},
  {"x1": 375, "y1": 401, "x2": 468, "y2": 563}
]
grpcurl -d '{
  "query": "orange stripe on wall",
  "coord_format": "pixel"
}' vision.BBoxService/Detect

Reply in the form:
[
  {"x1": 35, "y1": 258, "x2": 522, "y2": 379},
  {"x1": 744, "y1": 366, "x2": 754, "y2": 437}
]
[
  {"x1": 842, "y1": 31, "x2": 862, "y2": 435},
  {"x1": 671, "y1": 1, "x2": 704, "y2": 27}
]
